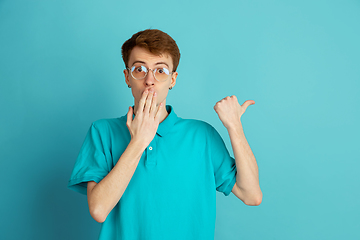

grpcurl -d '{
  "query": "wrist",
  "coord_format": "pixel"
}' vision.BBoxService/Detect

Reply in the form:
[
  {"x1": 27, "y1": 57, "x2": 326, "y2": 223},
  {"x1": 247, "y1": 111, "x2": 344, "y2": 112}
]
[
  {"x1": 226, "y1": 120, "x2": 243, "y2": 132},
  {"x1": 128, "y1": 138, "x2": 148, "y2": 152}
]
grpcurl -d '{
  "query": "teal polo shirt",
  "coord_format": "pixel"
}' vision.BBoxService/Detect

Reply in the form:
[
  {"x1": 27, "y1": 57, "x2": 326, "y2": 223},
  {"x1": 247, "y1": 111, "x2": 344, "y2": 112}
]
[{"x1": 68, "y1": 105, "x2": 237, "y2": 240}]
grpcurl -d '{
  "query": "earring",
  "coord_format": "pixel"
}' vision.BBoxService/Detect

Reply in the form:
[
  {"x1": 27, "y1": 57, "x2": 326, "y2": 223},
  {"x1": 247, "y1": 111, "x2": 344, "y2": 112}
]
[
  {"x1": 128, "y1": 85, "x2": 131, "y2": 88},
  {"x1": 169, "y1": 86, "x2": 173, "y2": 90}
]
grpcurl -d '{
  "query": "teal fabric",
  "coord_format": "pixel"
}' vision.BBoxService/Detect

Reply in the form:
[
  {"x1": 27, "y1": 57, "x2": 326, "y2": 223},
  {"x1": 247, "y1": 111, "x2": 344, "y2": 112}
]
[{"x1": 68, "y1": 105, "x2": 237, "y2": 240}]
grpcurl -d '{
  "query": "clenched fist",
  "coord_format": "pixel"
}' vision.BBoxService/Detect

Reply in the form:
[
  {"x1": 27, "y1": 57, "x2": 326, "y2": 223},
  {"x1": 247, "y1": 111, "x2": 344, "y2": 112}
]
[{"x1": 214, "y1": 95, "x2": 255, "y2": 129}]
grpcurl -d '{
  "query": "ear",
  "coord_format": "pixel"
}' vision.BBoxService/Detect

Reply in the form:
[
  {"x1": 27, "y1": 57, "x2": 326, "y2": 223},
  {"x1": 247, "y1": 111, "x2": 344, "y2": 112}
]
[
  {"x1": 170, "y1": 72, "x2": 178, "y2": 89},
  {"x1": 124, "y1": 69, "x2": 130, "y2": 86}
]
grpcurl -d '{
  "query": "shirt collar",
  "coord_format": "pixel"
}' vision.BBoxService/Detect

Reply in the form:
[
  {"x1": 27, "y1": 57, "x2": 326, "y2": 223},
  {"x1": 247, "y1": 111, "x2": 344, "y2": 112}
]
[
  {"x1": 156, "y1": 105, "x2": 178, "y2": 137},
  {"x1": 130, "y1": 105, "x2": 178, "y2": 137}
]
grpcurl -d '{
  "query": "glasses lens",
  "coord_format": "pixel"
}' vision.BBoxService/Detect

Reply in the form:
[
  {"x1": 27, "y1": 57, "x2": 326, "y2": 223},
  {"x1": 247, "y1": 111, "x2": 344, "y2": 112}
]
[
  {"x1": 154, "y1": 68, "x2": 171, "y2": 82},
  {"x1": 131, "y1": 65, "x2": 147, "y2": 79}
]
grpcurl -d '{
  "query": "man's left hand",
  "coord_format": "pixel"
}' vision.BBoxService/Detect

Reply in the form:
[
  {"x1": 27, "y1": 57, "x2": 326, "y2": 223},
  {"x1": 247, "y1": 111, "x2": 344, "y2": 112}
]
[{"x1": 214, "y1": 96, "x2": 255, "y2": 129}]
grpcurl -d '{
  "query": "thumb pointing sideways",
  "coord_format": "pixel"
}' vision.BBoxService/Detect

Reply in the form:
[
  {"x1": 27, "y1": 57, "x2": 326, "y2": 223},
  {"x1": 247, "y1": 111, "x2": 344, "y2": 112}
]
[{"x1": 242, "y1": 100, "x2": 255, "y2": 109}]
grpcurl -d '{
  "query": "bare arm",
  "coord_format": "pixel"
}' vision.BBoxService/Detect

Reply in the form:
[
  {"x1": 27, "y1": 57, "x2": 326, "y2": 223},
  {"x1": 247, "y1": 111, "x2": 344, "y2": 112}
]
[
  {"x1": 87, "y1": 140, "x2": 145, "y2": 223},
  {"x1": 227, "y1": 122, "x2": 262, "y2": 205},
  {"x1": 87, "y1": 89, "x2": 162, "y2": 223},
  {"x1": 214, "y1": 95, "x2": 262, "y2": 205}
]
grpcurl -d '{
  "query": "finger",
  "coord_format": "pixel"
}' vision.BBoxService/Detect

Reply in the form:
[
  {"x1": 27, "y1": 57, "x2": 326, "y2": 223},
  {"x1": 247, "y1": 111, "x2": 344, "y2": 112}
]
[
  {"x1": 149, "y1": 91, "x2": 157, "y2": 116},
  {"x1": 155, "y1": 102, "x2": 163, "y2": 121},
  {"x1": 242, "y1": 100, "x2": 255, "y2": 107},
  {"x1": 213, "y1": 103, "x2": 219, "y2": 112},
  {"x1": 137, "y1": 90, "x2": 149, "y2": 115},
  {"x1": 242, "y1": 100, "x2": 255, "y2": 110},
  {"x1": 126, "y1": 106, "x2": 133, "y2": 127},
  {"x1": 144, "y1": 90, "x2": 154, "y2": 114}
]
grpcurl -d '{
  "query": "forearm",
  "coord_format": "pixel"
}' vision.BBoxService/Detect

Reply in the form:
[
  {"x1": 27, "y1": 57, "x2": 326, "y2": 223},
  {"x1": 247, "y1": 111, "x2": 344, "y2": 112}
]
[
  {"x1": 87, "y1": 139, "x2": 146, "y2": 222},
  {"x1": 228, "y1": 122, "x2": 262, "y2": 203}
]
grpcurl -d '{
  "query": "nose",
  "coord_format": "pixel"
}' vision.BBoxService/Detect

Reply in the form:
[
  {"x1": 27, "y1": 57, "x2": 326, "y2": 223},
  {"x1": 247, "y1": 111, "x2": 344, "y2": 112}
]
[{"x1": 145, "y1": 69, "x2": 155, "y2": 86}]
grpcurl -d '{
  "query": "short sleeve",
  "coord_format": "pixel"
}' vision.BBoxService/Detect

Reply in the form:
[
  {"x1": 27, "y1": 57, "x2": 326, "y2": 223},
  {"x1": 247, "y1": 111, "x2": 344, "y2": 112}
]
[
  {"x1": 209, "y1": 126, "x2": 237, "y2": 196},
  {"x1": 67, "y1": 122, "x2": 111, "y2": 195}
]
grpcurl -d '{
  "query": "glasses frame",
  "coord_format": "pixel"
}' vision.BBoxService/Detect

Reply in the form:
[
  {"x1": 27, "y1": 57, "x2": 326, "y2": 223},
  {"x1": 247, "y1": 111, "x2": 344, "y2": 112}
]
[{"x1": 127, "y1": 65, "x2": 173, "y2": 82}]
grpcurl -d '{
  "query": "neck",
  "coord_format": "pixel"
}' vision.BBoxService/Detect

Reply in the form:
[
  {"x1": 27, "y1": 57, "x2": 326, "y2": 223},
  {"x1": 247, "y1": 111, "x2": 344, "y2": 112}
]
[{"x1": 159, "y1": 105, "x2": 169, "y2": 123}]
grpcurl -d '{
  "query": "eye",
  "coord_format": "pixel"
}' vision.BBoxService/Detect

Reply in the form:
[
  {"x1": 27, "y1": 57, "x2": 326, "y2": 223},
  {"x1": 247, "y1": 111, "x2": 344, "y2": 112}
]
[
  {"x1": 135, "y1": 66, "x2": 144, "y2": 73},
  {"x1": 157, "y1": 68, "x2": 169, "y2": 75}
]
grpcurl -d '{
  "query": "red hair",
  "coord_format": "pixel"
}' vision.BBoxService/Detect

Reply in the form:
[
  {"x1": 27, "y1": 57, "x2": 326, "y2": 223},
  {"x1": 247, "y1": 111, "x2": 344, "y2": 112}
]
[{"x1": 121, "y1": 29, "x2": 181, "y2": 72}]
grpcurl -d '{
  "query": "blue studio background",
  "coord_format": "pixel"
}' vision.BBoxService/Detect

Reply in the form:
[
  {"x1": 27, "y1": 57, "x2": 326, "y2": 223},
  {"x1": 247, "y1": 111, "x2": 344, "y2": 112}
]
[{"x1": 1, "y1": 0, "x2": 359, "y2": 239}]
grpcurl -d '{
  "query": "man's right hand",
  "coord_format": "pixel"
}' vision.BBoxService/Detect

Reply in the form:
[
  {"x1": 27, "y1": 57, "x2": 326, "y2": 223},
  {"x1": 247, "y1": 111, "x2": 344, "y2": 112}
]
[
  {"x1": 126, "y1": 88, "x2": 163, "y2": 148},
  {"x1": 87, "y1": 89, "x2": 163, "y2": 223}
]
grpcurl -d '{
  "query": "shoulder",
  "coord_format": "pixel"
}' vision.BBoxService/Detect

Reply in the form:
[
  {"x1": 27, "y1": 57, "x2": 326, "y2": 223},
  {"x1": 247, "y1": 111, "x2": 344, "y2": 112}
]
[
  {"x1": 176, "y1": 117, "x2": 216, "y2": 134},
  {"x1": 174, "y1": 118, "x2": 226, "y2": 149},
  {"x1": 90, "y1": 116, "x2": 127, "y2": 133}
]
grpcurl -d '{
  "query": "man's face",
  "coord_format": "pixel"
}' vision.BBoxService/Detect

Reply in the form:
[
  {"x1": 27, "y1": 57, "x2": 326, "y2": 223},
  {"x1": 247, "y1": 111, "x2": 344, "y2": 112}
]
[{"x1": 124, "y1": 46, "x2": 177, "y2": 111}]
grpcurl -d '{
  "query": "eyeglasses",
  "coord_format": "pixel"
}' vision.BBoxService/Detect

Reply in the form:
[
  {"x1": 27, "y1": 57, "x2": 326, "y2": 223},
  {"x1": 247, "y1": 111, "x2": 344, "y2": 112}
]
[{"x1": 127, "y1": 65, "x2": 173, "y2": 82}]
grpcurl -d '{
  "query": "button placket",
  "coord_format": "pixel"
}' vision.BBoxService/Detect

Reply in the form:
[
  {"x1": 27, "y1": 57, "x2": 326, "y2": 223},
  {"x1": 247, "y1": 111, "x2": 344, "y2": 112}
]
[{"x1": 145, "y1": 138, "x2": 157, "y2": 166}]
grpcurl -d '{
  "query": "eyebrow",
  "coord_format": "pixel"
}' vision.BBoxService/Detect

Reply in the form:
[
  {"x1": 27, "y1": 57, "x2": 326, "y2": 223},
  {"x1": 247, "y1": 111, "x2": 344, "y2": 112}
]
[
  {"x1": 131, "y1": 61, "x2": 146, "y2": 66},
  {"x1": 155, "y1": 62, "x2": 169, "y2": 68},
  {"x1": 131, "y1": 61, "x2": 169, "y2": 68}
]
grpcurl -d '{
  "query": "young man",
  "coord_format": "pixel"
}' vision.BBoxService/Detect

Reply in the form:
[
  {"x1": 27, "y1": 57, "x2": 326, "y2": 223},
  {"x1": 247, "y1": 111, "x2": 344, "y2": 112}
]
[{"x1": 68, "y1": 29, "x2": 262, "y2": 240}]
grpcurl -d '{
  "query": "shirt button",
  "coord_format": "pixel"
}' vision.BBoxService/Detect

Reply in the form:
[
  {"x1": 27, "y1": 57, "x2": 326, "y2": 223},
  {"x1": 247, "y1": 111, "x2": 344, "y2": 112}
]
[{"x1": 149, "y1": 146, "x2": 153, "y2": 150}]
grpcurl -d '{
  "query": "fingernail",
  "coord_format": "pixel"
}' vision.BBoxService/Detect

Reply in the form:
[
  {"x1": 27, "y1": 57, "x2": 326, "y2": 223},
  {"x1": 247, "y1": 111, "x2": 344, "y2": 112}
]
[{"x1": 154, "y1": 92, "x2": 157, "y2": 96}]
